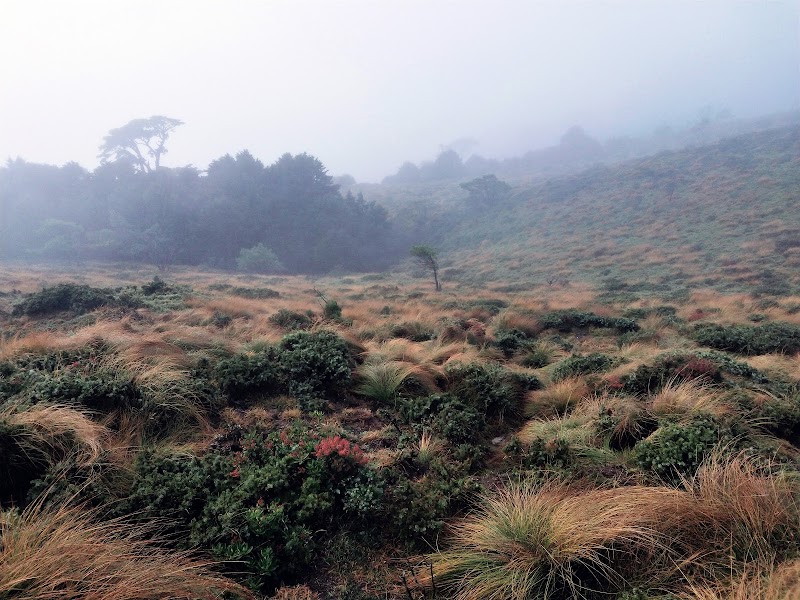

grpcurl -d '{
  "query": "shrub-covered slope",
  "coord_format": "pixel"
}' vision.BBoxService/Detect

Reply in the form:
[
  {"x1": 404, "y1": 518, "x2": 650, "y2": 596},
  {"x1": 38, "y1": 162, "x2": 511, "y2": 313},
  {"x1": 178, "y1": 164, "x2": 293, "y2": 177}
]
[{"x1": 439, "y1": 126, "x2": 800, "y2": 297}]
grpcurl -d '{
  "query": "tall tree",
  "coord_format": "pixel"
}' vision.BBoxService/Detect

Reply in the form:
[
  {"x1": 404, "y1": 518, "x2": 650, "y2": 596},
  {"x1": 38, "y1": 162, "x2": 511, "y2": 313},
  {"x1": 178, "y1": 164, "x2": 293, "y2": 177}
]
[{"x1": 98, "y1": 116, "x2": 184, "y2": 173}]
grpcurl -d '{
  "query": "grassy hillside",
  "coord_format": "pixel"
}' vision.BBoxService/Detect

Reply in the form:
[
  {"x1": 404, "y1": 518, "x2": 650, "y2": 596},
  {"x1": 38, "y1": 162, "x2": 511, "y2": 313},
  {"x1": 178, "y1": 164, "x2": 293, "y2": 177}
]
[{"x1": 440, "y1": 126, "x2": 800, "y2": 297}]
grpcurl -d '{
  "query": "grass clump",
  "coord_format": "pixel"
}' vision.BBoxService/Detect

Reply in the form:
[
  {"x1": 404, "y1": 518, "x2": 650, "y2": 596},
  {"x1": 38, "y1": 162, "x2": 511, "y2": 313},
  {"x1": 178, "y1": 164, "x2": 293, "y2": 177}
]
[
  {"x1": 354, "y1": 360, "x2": 436, "y2": 404},
  {"x1": 424, "y1": 482, "x2": 694, "y2": 599},
  {"x1": 0, "y1": 499, "x2": 252, "y2": 599}
]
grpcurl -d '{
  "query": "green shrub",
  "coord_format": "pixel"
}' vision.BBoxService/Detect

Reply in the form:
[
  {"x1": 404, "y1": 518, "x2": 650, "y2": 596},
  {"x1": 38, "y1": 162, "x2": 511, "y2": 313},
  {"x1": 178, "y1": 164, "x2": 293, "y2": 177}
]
[
  {"x1": 236, "y1": 243, "x2": 285, "y2": 274},
  {"x1": 27, "y1": 372, "x2": 143, "y2": 413},
  {"x1": 692, "y1": 322, "x2": 800, "y2": 355},
  {"x1": 229, "y1": 286, "x2": 281, "y2": 299},
  {"x1": 122, "y1": 425, "x2": 378, "y2": 593},
  {"x1": 551, "y1": 353, "x2": 615, "y2": 382},
  {"x1": 634, "y1": 415, "x2": 722, "y2": 482},
  {"x1": 323, "y1": 299, "x2": 342, "y2": 320},
  {"x1": 12, "y1": 283, "x2": 115, "y2": 316},
  {"x1": 492, "y1": 328, "x2": 532, "y2": 357},
  {"x1": 539, "y1": 310, "x2": 639, "y2": 333},
  {"x1": 381, "y1": 459, "x2": 479, "y2": 546},
  {"x1": 278, "y1": 330, "x2": 353, "y2": 409},
  {"x1": 445, "y1": 362, "x2": 535, "y2": 420},
  {"x1": 215, "y1": 348, "x2": 282, "y2": 398},
  {"x1": 269, "y1": 309, "x2": 313, "y2": 330}
]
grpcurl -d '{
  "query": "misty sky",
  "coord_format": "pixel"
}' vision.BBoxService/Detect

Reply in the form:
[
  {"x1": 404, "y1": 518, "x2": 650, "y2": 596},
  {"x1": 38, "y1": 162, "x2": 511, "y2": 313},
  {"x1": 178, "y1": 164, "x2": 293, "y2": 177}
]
[{"x1": 1, "y1": 1, "x2": 798, "y2": 182}]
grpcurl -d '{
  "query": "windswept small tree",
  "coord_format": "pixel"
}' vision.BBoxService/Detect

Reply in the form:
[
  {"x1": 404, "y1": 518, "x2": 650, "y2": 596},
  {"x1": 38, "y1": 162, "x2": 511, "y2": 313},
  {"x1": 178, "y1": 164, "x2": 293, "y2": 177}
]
[
  {"x1": 98, "y1": 115, "x2": 184, "y2": 173},
  {"x1": 410, "y1": 245, "x2": 440, "y2": 291}
]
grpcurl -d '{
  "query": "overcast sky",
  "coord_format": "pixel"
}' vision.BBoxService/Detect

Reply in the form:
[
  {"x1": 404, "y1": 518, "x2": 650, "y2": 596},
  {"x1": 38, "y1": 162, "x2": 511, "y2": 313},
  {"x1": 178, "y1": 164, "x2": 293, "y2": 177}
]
[{"x1": 1, "y1": 0, "x2": 798, "y2": 181}]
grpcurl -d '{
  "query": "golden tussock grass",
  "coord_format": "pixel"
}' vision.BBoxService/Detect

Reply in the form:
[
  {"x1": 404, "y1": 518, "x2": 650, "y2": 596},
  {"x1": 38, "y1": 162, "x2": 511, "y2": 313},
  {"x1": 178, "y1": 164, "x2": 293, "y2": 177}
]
[
  {"x1": 490, "y1": 311, "x2": 541, "y2": 337},
  {"x1": 649, "y1": 379, "x2": 734, "y2": 420},
  {"x1": 0, "y1": 499, "x2": 253, "y2": 600},
  {"x1": 424, "y1": 482, "x2": 697, "y2": 600},
  {"x1": 745, "y1": 353, "x2": 800, "y2": 381},
  {"x1": 524, "y1": 377, "x2": 590, "y2": 418},
  {"x1": 1, "y1": 403, "x2": 107, "y2": 467},
  {"x1": 678, "y1": 559, "x2": 800, "y2": 600},
  {"x1": 425, "y1": 455, "x2": 800, "y2": 600}
]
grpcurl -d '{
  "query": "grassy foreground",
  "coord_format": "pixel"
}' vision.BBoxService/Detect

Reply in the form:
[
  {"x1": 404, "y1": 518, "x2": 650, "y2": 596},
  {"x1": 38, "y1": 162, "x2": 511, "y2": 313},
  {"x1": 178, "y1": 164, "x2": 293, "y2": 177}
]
[{"x1": 1, "y1": 262, "x2": 799, "y2": 599}]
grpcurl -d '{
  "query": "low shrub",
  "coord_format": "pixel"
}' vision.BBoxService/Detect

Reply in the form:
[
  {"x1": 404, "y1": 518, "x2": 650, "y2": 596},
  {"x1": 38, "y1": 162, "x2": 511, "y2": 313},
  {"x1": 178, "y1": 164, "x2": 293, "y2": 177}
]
[
  {"x1": 269, "y1": 309, "x2": 313, "y2": 330},
  {"x1": 692, "y1": 322, "x2": 800, "y2": 355},
  {"x1": 551, "y1": 353, "x2": 615, "y2": 382},
  {"x1": 230, "y1": 286, "x2": 281, "y2": 299},
  {"x1": 445, "y1": 362, "x2": 536, "y2": 421},
  {"x1": 539, "y1": 309, "x2": 639, "y2": 333},
  {"x1": 634, "y1": 415, "x2": 722, "y2": 482},
  {"x1": 12, "y1": 283, "x2": 115, "y2": 316},
  {"x1": 278, "y1": 330, "x2": 353, "y2": 409},
  {"x1": 122, "y1": 424, "x2": 379, "y2": 594},
  {"x1": 215, "y1": 348, "x2": 282, "y2": 398},
  {"x1": 492, "y1": 328, "x2": 532, "y2": 357}
]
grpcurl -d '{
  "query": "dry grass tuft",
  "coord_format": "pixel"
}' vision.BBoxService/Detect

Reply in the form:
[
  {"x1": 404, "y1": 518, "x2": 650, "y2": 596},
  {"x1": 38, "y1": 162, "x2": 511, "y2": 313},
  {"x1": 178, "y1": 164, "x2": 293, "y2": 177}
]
[
  {"x1": 425, "y1": 482, "x2": 696, "y2": 599},
  {"x1": 525, "y1": 377, "x2": 590, "y2": 418},
  {"x1": 650, "y1": 379, "x2": 733, "y2": 419},
  {"x1": 0, "y1": 499, "x2": 253, "y2": 599},
  {"x1": 1, "y1": 403, "x2": 107, "y2": 466}
]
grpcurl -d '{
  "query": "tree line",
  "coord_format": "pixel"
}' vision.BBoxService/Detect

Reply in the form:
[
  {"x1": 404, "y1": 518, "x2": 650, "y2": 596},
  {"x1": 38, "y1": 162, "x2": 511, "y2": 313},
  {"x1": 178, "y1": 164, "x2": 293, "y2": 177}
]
[{"x1": 0, "y1": 149, "x2": 404, "y2": 274}]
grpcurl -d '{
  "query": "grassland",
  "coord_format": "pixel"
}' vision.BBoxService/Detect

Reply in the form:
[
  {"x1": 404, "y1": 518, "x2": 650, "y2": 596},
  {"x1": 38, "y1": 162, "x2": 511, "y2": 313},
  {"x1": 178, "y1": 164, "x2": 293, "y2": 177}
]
[
  {"x1": 1, "y1": 122, "x2": 799, "y2": 600},
  {"x1": 1, "y1": 255, "x2": 800, "y2": 599}
]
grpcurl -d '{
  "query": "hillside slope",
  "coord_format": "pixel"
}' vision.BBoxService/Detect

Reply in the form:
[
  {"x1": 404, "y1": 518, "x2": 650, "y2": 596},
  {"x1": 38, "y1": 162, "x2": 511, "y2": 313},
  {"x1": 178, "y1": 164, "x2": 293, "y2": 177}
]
[{"x1": 439, "y1": 126, "x2": 800, "y2": 298}]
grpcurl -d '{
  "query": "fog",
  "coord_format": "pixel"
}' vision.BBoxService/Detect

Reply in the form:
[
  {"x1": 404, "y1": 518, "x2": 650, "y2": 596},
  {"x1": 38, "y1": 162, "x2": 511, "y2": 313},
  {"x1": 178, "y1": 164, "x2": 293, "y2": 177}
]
[{"x1": 1, "y1": 0, "x2": 797, "y2": 182}]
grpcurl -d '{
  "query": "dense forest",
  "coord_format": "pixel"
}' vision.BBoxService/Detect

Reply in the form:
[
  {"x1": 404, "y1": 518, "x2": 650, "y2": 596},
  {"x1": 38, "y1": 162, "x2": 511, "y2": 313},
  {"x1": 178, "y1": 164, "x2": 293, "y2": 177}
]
[{"x1": 0, "y1": 150, "x2": 402, "y2": 273}]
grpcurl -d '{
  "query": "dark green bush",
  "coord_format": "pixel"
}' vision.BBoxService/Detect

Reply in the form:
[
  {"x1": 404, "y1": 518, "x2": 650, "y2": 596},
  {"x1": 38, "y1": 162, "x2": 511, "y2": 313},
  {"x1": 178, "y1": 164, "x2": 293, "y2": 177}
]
[
  {"x1": 27, "y1": 372, "x2": 143, "y2": 413},
  {"x1": 278, "y1": 330, "x2": 353, "y2": 408},
  {"x1": 268, "y1": 308, "x2": 313, "y2": 330},
  {"x1": 215, "y1": 348, "x2": 282, "y2": 398},
  {"x1": 380, "y1": 458, "x2": 479, "y2": 546},
  {"x1": 12, "y1": 283, "x2": 115, "y2": 316},
  {"x1": 634, "y1": 415, "x2": 722, "y2": 482},
  {"x1": 445, "y1": 362, "x2": 534, "y2": 420},
  {"x1": 551, "y1": 353, "x2": 616, "y2": 382},
  {"x1": 492, "y1": 328, "x2": 532, "y2": 357},
  {"x1": 122, "y1": 424, "x2": 378, "y2": 593},
  {"x1": 230, "y1": 286, "x2": 281, "y2": 299},
  {"x1": 323, "y1": 299, "x2": 343, "y2": 320},
  {"x1": 539, "y1": 310, "x2": 639, "y2": 333},
  {"x1": 692, "y1": 322, "x2": 800, "y2": 355}
]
